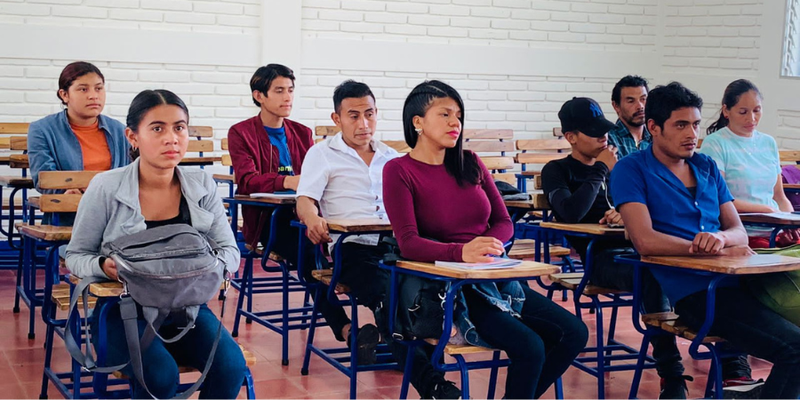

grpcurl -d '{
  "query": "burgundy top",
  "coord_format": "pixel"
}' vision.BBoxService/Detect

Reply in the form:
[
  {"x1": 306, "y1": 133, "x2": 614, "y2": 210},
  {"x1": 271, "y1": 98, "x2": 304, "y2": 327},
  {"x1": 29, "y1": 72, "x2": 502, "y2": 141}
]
[
  {"x1": 227, "y1": 114, "x2": 314, "y2": 246},
  {"x1": 382, "y1": 153, "x2": 513, "y2": 262}
]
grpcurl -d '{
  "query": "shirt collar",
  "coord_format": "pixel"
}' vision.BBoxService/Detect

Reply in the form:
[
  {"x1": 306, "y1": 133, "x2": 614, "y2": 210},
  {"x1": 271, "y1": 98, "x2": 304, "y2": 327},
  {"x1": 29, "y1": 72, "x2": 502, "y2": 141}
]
[
  {"x1": 615, "y1": 119, "x2": 652, "y2": 142},
  {"x1": 328, "y1": 132, "x2": 390, "y2": 157},
  {"x1": 59, "y1": 109, "x2": 111, "y2": 133},
  {"x1": 644, "y1": 147, "x2": 711, "y2": 197}
]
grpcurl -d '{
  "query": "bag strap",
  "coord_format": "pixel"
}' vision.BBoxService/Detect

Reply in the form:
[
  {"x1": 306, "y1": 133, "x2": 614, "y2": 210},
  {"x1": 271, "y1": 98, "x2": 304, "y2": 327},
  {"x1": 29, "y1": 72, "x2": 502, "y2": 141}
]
[
  {"x1": 64, "y1": 276, "x2": 128, "y2": 373},
  {"x1": 120, "y1": 288, "x2": 227, "y2": 399},
  {"x1": 141, "y1": 306, "x2": 199, "y2": 345}
]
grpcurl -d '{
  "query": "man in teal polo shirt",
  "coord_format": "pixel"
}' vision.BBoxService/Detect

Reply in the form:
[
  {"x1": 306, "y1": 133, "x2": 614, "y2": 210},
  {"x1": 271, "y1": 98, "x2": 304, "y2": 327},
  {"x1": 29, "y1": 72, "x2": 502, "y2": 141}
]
[
  {"x1": 612, "y1": 82, "x2": 800, "y2": 399},
  {"x1": 608, "y1": 75, "x2": 652, "y2": 159}
]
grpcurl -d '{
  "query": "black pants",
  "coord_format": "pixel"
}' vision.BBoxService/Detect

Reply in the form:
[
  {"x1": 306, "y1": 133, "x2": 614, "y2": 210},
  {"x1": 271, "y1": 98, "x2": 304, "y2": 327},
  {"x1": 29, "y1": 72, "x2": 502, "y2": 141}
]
[
  {"x1": 676, "y1": 287, "x2": 800, "y2": 399},
  {"x1": 590, "y1": 248, "x2": 685, "y2": 378},
  {"x1": 590, "y1": 248, "x2": 752, "y2": 380},
  {"x1": 464, "y1": 285, "x2": 589, "y2": 399}
]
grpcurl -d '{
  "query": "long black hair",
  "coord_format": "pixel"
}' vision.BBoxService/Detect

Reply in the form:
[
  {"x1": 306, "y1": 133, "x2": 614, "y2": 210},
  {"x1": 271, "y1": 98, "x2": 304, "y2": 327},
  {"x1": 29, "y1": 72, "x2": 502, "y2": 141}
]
[
  {"x1": 402, "y1": 80, "x2": 480, "y2": 186},
  {"x1": 706, "y1": 79, "x2": 762, "y2": 135},
  {"x1": 126, "y1": 89, "x2": 189, "y2": 160}
]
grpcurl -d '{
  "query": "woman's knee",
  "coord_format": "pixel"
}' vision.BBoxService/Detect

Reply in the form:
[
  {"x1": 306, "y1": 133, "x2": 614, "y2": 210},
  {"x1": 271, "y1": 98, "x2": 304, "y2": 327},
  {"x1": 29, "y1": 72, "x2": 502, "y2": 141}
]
[
  {"x1": 210, "y1": 336, "x2": 248, "y2": 384},
  {"x1": 507, "y1": 330, "x2": 547, "y2": 363},
  {"x1": 134, "y1": 360, "x2": 179, "y2": 399}
]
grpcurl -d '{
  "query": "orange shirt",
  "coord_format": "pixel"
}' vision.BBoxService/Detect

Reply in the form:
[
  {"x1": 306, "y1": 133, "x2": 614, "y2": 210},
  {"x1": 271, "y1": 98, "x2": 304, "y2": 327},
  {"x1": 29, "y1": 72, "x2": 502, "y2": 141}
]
[{"x1": 70, "y1": 120, "x2": 112, "y2": 171}]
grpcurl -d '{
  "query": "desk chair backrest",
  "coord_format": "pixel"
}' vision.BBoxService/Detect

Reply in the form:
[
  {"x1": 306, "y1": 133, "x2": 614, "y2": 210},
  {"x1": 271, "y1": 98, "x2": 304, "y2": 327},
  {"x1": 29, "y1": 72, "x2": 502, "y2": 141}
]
[
  {"x1": 460, "y1": 129, "x2": 516, "y2": 185},
  {"x1": 515, "y1": 134, "x2": 571, "y2": 191},
  {"x1": 0, "y1": 123, "x2": 30, "y2": 171},
  {"x1": 781, "y1": 151, "x2": 800, "y2": 165},
  {"x1": 315, "y1": 125, "x2": 411, "y2": 154},
  {"x1": 180, "y1": 126, "x2": 220, "y2": 167},
  {"x1": 37, "y1": 170, "x2": 100, "y2": 214}
]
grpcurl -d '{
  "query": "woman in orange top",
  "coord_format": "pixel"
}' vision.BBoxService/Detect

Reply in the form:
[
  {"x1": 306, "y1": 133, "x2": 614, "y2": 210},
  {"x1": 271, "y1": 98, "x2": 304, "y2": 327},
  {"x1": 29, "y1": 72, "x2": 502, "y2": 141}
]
[{"x1": 28, "y1": 61, "x2": 130, "y2": 224}]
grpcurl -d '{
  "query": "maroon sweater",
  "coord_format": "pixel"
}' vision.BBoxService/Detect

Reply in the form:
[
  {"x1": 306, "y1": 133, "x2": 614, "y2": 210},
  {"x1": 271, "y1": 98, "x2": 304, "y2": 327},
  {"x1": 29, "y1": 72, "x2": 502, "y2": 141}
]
[
  {"x1": 227, "y1": 114, "x2": 313, "y2": 246},
  {"x1": 382, "y1": 153, "x2": 513, "y2": 262}
]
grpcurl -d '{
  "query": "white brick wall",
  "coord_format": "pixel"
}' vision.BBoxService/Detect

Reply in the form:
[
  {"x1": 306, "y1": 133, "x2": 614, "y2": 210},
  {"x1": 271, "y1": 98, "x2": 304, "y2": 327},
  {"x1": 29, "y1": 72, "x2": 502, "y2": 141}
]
[
  {"x1": 0, "y1": 58, "x2": 255, "y2": 141},
  {"x1": 2, "y1": 0, "x2": 798, "y2": 151},
  {"x1": 293, "y1": 69, "x2": 631, "y2": 142},
  {"x1": 302, "y1": 0, "x2": 659, "y2": 51},
  {"x1": 0, "y1": 0, "x2": 261, "y2": 34},
  {"x1": 662, "y1": 0, "x2": 763, "y2": 75}
]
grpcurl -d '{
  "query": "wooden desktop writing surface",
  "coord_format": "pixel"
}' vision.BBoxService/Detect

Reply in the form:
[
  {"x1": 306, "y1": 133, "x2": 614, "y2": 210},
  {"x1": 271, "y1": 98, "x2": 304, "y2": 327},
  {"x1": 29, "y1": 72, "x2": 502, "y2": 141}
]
[
  {"x1": 19, "y1": 225, "x2": 72, "y2": 241},
  {"x1": 230, "y1": 195, "x2": 297, "y2": 205},
  {"x1": 326, "y1": 218, "x2": 392, "y2": 233},
  {"x1": 68, "y1": 275, "x2": 124, "y2": 297},
  {"x1": 396, "y1": 260, "x2": 560, "y2": 280},
  {"x1": 641, "y1": 254, "x2": 800, "y2": 275},
  {"x1": 504, "y1": 200, "x2": 538, "y2": 210},
  {"x1": 539, "y1": 222, "x2": 626, "y2": 236},
  {"x1": 739, "y1": 213, "x2": 800, "y2": 226}
]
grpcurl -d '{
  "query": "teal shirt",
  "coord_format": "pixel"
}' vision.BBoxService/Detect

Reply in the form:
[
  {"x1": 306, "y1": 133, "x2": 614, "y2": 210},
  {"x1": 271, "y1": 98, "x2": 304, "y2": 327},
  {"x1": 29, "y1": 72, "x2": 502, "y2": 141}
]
[
  {"x1": 699, "y1": 127, "x2": 781, "y2": 210},
  {"x1": 607, "y1": 119, "x2": 651, "y2": 159}
]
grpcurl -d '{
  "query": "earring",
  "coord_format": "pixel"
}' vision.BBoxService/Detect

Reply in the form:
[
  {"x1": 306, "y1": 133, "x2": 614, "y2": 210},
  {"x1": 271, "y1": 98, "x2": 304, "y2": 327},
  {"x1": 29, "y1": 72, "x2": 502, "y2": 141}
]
[{"x1": 415, "y1": 128, "x2": 422, "y2": 135}]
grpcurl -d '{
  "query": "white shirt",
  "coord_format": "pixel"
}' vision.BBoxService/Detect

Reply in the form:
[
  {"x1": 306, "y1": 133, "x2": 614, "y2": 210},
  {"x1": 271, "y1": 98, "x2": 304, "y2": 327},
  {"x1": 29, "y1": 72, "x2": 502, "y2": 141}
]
[{"x1": 297, "y1": 132, "x2": 401, "y2": 248}]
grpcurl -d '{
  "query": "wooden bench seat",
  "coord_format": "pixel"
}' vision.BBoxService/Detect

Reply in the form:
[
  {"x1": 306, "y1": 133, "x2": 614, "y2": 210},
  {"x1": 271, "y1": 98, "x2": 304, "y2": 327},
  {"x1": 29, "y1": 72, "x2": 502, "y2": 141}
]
[
  {"x1": 18, "y1": 224, "x2": 72, "y2": 241},
  {"x1": 243, "y1": 244, "x2": 284, "y2": 262},
  {"x1": 423, "y1": 338, "x2": 496, "y2": 355},
  {"x1": 113, "y1": 345, "x2": 256, "y2": 379},
  {"x1": 310, "y1": 269, "x2": 350, "y2": 293},
  {"x1": 9, "y1": 154, "x2": 28, "y2": 169},
  {"x1": 213, "y1": 174, "x2": 235, "y2": 183},
  {"x1": 51, "y1": 283, "x2": 96, "y2": 311},
  {"x1": 0, "y1": 176, "x2": 33, "y2": 188},
  {"x1": 508, "y1": 239, "x2": 570, "y2": 260},
  {"x1": 642, "y1": 312, "x2": 724, "y2": 343},
  {"x1": 549, "y1": 272, "x2": 626, "y2": 296}
]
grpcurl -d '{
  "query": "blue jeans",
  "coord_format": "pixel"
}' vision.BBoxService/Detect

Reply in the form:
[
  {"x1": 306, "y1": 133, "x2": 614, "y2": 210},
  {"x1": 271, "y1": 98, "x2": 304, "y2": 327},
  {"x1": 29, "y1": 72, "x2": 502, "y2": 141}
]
[
  {"x1": 91, "y1": 301, "x2": 247, "y2": 399},
  {"x1": 464, "y1": 284, "x2": 589, "y2": 399},
  {"x1": 676, "y1": 286, "x2": 800, "y2": 399}
]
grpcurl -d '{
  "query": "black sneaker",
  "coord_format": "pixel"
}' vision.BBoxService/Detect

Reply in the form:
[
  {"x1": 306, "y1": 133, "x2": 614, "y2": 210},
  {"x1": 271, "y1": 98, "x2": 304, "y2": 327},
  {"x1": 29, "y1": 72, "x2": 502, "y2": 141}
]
[
  {"x1": 722, "y1": 377, "x2": 765, "y2": 399},
  {"x1": 660, "y1": 375, "x2": 693, "y2": 399},
  {"x1": 428, "y1": 380, "x2": 461, "y2": 400},
  {"x1": 346, "y1": 323, "x2": 380, "y2": 365}
]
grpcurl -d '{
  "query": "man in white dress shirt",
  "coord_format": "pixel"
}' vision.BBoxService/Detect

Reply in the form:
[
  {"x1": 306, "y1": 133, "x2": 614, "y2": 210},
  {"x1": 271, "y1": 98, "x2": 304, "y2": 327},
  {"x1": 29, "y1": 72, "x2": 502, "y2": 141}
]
[{"x1": 296, "y1": 81, "x2": 461, "y2": 398}]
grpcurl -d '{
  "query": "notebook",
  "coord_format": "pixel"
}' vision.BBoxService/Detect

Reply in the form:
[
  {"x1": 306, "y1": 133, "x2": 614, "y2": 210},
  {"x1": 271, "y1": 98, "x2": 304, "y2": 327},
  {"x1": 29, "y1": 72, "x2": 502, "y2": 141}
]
[
  {"x1": 434, "y1": 259, "x2": 523, "y2": 270},
  {"x1": 250, "y1": 191, "x2": 297, "y2": 199}
]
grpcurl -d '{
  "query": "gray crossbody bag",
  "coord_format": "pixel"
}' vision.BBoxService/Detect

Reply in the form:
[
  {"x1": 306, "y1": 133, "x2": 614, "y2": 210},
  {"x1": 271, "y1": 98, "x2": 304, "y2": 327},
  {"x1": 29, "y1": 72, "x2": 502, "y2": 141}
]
[{"x1": 65, "y1": 224, "x2": 229, "y2": 399}]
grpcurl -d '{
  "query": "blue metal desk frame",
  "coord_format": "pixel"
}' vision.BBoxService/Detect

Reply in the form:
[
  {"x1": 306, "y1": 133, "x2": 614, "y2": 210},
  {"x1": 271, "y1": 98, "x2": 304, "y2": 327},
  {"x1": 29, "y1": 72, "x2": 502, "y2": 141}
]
[
  {"x1": 294, "y1": 222, "x2": 397, "y2": 399},
  {"x1": 222, "y1": 196, "x2": 313, "y2": 366},
  {"x1": 616, "y1": 254, "x2": 752, "y2": 399},
  {"x1": 536, "y1": 225, "x2": 656, "y2": 399},
  {"x1": 379, "y1": 260, "x2": 565, "y2": 400}
]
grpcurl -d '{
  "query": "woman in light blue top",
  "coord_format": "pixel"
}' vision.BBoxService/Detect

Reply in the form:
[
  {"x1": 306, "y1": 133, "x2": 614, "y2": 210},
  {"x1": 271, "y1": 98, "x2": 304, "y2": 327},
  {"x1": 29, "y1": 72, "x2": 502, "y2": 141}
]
[{"x1": 700, "y1": 79, "x2": 798, "y2": 247}]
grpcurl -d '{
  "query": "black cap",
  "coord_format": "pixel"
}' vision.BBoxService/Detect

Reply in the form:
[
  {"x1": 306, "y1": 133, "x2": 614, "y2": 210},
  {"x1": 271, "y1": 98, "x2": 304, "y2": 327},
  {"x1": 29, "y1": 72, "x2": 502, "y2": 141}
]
[{"x1": 558, "y1": 97, "x2": 616, "y2": 138}]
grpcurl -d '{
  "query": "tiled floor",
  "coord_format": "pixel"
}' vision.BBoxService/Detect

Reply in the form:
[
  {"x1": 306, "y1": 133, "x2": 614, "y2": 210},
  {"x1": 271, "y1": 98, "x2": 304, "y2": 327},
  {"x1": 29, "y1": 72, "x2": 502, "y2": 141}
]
[{"x1": 0, "y1": 268, "x2": 771, "y2": 399}]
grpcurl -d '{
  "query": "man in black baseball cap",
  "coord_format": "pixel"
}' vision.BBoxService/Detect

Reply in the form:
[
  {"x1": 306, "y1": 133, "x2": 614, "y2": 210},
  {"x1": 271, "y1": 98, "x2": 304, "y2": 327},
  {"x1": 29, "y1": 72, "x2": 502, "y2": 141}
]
[{"x1": 543, "y1": 96, "x2": 690, "y2": 399}]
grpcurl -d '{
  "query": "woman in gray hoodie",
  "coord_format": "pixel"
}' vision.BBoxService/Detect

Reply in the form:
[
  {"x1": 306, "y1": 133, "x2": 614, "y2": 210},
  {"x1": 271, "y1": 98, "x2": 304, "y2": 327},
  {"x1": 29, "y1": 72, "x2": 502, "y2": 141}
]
[{"x1": 66, "y1": 89, "x2": 245, "y2": 399}]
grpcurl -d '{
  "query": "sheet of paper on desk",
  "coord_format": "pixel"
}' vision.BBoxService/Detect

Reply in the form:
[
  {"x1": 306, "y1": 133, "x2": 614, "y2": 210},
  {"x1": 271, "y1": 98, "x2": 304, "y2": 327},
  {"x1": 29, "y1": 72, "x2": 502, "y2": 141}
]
[
  {"x1": 741, "y1": 212, "x2": 800, "y2": 221},
  {"x1": 435, "y1": 259, "x2": 523, "y2": 270},
  {"x1": 250, "y1": 192, "x2": 297, "y2": 199}
]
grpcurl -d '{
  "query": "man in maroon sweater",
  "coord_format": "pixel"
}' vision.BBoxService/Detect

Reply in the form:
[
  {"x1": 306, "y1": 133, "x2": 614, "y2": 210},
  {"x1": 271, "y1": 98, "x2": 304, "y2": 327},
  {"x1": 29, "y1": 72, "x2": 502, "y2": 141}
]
[{"x1": 228, "y1": 64, "x2": 352, "y2": 345}]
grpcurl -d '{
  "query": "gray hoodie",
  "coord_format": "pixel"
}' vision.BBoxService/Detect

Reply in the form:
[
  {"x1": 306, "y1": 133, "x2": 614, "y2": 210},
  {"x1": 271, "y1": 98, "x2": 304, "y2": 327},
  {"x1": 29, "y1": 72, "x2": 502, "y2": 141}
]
[{"x1": 66, "y1": 158, "x2": 240, "y2": 279}]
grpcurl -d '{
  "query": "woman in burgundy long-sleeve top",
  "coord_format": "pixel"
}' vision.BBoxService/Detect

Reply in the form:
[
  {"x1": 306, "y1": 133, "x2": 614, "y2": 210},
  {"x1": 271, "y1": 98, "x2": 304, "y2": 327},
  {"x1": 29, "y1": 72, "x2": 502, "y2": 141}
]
[
  {"x1": 383, "y1": 81, "x2": 587, "y2": 399},
  {"x1": 382, "y1": 153, "x2": 513, "y2": 262}
]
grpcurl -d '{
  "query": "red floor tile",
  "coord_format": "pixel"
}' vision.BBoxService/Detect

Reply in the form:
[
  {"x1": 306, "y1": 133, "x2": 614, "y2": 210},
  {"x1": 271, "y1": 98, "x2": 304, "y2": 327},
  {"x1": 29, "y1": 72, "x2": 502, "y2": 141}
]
[{"x1": 0, "y1": 264, "x2": 779, "y2": 399}]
